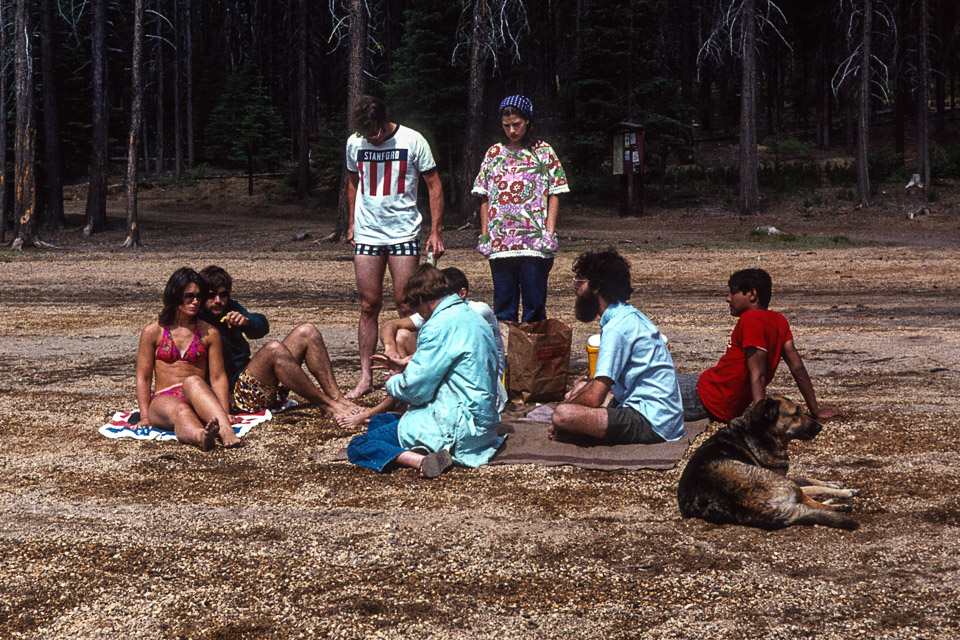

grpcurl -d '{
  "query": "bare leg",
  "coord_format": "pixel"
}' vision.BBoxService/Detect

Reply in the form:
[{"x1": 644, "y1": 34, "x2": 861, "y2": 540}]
[
  {"x1": 349, "y1": 255, "x2": 388, "y2": 399},
  {"x1": 245, "y1": 341, "x2": 360, "y2": 419},
  {"x1": 182, "y1": 375, "x2": 241, "y2": 447},
  {"x1": 395, "y1": 450, "x2": 452, "y2": 478},
  {"x1": 148, "y1": 386, "x2": 229, "y2": 450},
  {"x1": 386, "y1": 254, "x2": 420, "y2": 319},
  {"x1": 549, "y1": 403, "x2": 609, "y2": 440},
  {"x1": 396, "y1": 327, "x2": 418, "y2": 358},
  {"x1": 281, "y1": 324, "x2": 356, "y2": 406}
]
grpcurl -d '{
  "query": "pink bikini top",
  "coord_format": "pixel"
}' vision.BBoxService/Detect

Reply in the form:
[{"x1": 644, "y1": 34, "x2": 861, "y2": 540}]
[{"x1": 155, "y1": 324, "x2": 207, "y2": 363}]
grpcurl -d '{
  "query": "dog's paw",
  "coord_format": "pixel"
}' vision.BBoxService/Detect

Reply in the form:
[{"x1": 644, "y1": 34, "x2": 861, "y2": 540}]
[{"x1": 819, "y1": 480, "x2": 845, "y2": 489}]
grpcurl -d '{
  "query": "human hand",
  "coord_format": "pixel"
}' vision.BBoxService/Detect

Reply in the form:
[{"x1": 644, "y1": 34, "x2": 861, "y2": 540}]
[
  {"x1": 371, "y1": 353, "x2": 410, "y2": 376},
  {"x1": 221, "y1": 311, "x2": 249, "y2": 328},
  {"x1": 426, "y1": 232, "x2": 445, "y2": 259},
  {"x1": 135, "y1": 417, "x2": 152, "y2": 428},
  {"x1": 346, "y1": 227, "x2": 356, "y2": 247}
]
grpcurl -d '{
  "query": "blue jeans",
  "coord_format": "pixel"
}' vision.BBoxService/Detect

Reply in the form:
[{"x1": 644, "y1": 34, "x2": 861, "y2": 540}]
[
  {"x1": 489, "y1": 256, "x2": 554, "y2": 322},
  {"x1": 347, "y1": 413, "x2": 405, "y2": 472}
]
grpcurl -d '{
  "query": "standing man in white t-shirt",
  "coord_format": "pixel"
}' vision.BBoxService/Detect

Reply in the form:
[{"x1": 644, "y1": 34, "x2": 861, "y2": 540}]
[{"x1": 344, "y1": 96, "x2": 445, "y2": 399}]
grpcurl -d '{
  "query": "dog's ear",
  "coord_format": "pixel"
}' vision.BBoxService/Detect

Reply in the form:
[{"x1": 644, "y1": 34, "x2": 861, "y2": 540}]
[{"x1": 746, "y1": 397, "x2": 781, "y2": 432}]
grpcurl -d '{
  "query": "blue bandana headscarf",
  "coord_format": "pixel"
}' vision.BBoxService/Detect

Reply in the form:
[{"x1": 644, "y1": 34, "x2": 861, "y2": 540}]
[{"x1": 499, "y1": 94, "x2": 534, "y2": 120}]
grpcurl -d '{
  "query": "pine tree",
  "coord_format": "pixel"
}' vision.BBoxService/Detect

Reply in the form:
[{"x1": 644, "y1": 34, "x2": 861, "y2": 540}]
[{"x1": 204, "y1": 68, "x2": 288, "y2": 194}]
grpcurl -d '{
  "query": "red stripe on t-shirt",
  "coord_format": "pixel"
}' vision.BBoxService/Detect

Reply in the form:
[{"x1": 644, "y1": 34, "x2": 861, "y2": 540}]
[
  {"x1": 368, "y1": 162, "x2": 379, "y2": 196},
  {"x1": 383, "y1": 162, "x2": 393, "y2": 196},
  {"x1": 397, "y1": 160, "x2": 407, "y2": 194},
  {"x1": 358, "y1": 166, "x2": 365, "y2": 194}
]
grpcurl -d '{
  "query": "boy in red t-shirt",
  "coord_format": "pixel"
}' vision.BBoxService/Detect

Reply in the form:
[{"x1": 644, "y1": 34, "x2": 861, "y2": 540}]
[{"x1": 679, "y1": 268, "x2": 841, "y2": 423}]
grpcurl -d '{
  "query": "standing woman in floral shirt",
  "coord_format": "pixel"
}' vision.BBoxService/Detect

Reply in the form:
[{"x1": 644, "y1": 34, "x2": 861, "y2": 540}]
[{"x1": 472, "y1": 95, "x2": 570, "y2": 322}]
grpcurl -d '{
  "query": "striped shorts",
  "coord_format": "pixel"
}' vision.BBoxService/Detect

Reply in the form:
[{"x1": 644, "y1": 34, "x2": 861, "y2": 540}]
[{"x1": 354, "y1": 238, "x2": 420, "y2": 257}]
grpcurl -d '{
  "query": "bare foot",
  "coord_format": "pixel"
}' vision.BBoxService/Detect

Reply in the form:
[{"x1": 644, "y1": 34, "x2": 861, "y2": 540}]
[
  {"x1": 345, "y1": 382, "x2": 374, "y2": 400},
  {"x1": 200, "y1": 418, "x2": 220, "y2": 451},
  {"x1": 218, "y1": 421, "x2": 243, "y2": 448},
  {"x1": 336, "y1": 407, "x2": 372, "y2": 430}
]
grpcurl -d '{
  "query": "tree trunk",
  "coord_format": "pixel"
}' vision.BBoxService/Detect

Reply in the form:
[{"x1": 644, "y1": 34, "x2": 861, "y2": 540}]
[
  {"x1": 154, "y1": 0, "x2": 164, "y2": 175},
  {"x1": 123, "y1": 0, "x2": 145, "y2": 248},
  {"x1": 816, "y1": 53, "x2": 829, "y2": 149},
  {"x1": 456, "y1": 0, "x2": 488, "y2": 225},
  {"x1": 894, "y1": 0, "x2": 907, "y2": 156},
  {"x1": 573, "y1": 0, "x2": 585, "y2": 119},
  {"x1": 918, "y1": 0, "x2": 930, "y2": 198},
  {"x1": 765, "y1": 40, "x2": 775, "y2": 136},
  {"x1": 700, "y1": 61, "x2": 713, "y2": 133},
  {"x1": 173, "y1": 0, "x2": 183, "y2": 178},
  {"x1": 738, "y1": 0, "x2": 760, "y2": 216},
  {"x1": 333, "y1": 0, "x2": 368, "y2": 241},
  {"x1": 0, "y1": 0, "x2": 8, "y2": 243},
  {"x1": 720, "y1": 66, "x2": 731, "y2": 134},
  {"x1": 40, "y1": 0, "x2": 64, "y2": 230},
  {"x1": 12, "y1": 0, "x2": 39, "y2": 250},
  {"x1": 83, "y1": 0, "x2": 109, "y2": 237},
  {"x1": 248, "y1": 142, "x2": 254, "y2": 196},
  {"x1": 185, "y1": 0, "x2": 195, "y2": 169},
  {"x1": 855, "y1": 0, "x2": 871, "y2": 207},
  {"x1": 296, "y1": 0, "x2": 310, "y2": 199}
]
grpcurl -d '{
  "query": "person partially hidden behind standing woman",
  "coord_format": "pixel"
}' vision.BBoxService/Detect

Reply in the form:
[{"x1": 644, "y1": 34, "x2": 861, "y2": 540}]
[
  {"x1": 472, "y1": 94, "x2": 569, "y2": 322},
  {"x1": 135, "y1": 267, "x2": 237, "y2": 450}
]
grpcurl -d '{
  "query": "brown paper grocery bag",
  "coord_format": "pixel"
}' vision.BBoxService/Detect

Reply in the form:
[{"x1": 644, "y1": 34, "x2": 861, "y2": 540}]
[{"x1": 503, "y1": 319, "x2": 573, "y2": 404}]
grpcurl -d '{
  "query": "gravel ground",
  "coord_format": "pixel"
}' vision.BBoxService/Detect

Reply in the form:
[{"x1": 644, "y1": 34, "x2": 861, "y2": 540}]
[{"x1": 1, "y1": 179, "x2": 959, "y2": 639}]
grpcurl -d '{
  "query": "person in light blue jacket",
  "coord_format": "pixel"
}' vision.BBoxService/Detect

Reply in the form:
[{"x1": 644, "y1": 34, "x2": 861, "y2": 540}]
[{"x1": 347, "y1": 265, "x2": 505, "y2": 478}]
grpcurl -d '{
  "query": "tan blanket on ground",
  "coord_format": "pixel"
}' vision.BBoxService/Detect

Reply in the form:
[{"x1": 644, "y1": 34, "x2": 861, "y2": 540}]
[
  {"x1": 488, "y1": 405, "x2": 709, "y2": 471},
  {"x1": 334, "y1": 406, "x2": 708, "y2": 471}
]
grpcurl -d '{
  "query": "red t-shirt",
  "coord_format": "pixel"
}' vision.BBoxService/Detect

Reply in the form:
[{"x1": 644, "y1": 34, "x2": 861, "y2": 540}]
[{"x1": 697, "y1": 309, "x2": 793, "y2": 422}]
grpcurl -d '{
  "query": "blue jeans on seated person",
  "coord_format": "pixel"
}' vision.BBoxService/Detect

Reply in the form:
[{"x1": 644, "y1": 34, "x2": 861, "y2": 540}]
[
  {"x1": 489, "y1": 256, "x2": 554, "y2": 322},
  {"x1": 347, "y1": 412, "x2": 405, "y2": 472}
]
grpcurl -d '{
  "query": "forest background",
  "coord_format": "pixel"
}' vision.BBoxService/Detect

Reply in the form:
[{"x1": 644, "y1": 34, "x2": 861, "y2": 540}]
[{"x1": 2, "y1": 0, "x2": 958, "y2": 250}]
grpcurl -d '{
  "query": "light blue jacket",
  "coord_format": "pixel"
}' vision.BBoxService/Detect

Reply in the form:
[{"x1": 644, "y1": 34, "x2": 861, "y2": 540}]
[{"x1": 387, "y1": 295, "x2": 505, "y2": 467}]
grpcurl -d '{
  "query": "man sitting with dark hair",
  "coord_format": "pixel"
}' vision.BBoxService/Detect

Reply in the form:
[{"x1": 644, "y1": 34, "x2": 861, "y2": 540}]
[
  {"x1": 679, "y1": 268, "x2": 841, "y2": 423},
  {"x1": 550, "y1": 249, "x2": 685, "y2": 444},
  {"x1": 199, "y1": 265, "x2": 360, "y2": 420},
  {"x1": 346, "y1": 264, "x2": 504, "y2": 478}
]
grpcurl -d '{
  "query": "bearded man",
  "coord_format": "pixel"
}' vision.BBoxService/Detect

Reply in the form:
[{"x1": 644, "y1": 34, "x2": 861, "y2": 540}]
[{"x1": 549, "y1": 249, "x2": 685, "y2": 444}]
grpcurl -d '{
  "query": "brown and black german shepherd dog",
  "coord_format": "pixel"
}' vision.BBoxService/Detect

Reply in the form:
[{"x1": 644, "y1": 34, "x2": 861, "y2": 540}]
[{"x1": 677, "y1": 396, "x2": 859, "y2": 530}]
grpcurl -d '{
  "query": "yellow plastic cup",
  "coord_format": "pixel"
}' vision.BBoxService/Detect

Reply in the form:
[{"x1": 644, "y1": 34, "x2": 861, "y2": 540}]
[{"x1": 586, "y1": 334, "x2": 601, "y2": 378}]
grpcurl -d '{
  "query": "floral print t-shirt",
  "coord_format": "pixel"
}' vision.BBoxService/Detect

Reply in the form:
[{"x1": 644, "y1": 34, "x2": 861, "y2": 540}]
[{"x1": 472, "y1": 141, "x2": 569, "y2": 259}]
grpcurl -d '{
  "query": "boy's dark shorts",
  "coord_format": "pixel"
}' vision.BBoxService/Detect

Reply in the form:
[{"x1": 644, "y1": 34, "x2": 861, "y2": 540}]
[{"x1": 602, "y1": 405, "x2": 666, "y2": 445}]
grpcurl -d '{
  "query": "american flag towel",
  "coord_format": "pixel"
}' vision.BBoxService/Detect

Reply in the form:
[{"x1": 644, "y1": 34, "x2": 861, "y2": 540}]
[{"x1": 99, "y1": 399, "x2": 297, "y2": 442}]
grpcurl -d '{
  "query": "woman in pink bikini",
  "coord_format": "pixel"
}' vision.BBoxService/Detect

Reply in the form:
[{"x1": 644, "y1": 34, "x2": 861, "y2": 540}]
[{"x1": 135, "y1": 267, "x2": 238, "y2": 449}]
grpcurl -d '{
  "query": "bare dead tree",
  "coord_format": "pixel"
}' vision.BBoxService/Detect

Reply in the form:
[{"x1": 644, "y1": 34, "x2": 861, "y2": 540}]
[
  {"x1": 740, "y1": 0, "x2": 760, "y2": 215},
  {"x1": 123, "y1": 0, "x2": 146, "y2": 248},
  {"x1": 0, "y1": 0, "x2": 8, "y2": 243},
  {"x1": 297, "y1": 0, "x2": 310, "y2": 199},
  {"x1": 40, "y1": 0, "x2": 65, "y2": 230},
  {"x1": 456, "y1": 0, "x2": 490, "y2": 225},
  {"x1": 185, "y1": 0, "x2": 194, "y2": 169},
  {"x1": 12, "y1": 0, "x2": 50, "y2": 250},
  {"x1": 452, "y1": 0, "x2": 529, "y2": 224},
  {"x1": 83, "y1": 0, "x2": 109, "y2": 237},
  {"x1": 330, "y1": 0, "x2": 369, "y2": 242},
  {"x1": 698, "y1": 0, "x2": 790, "y2": 216},
  {"x1": 173, "y1": 0, "x2": 183, "y2": 178},
  {"x1": 855, "y1": 0, "x2": 871, "y2": 207},
  {"x1": 918, "y1": 0, "x2": 931, "y2": 200},
  {"x1": 152, "y1": 0, "x2": 166, "y2": 175}
]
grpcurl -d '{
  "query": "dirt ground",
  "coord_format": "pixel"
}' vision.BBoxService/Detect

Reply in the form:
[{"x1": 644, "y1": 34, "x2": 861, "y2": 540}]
[{"x1": 1, "y1": 175, "x2": 959, "y2": 639}]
